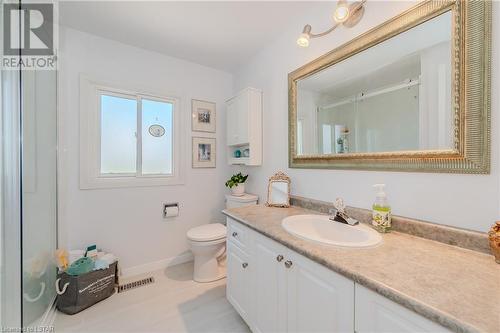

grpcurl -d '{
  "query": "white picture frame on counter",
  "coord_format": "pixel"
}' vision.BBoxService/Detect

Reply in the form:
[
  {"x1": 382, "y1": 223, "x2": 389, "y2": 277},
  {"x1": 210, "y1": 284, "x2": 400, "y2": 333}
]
[
  {"x1": 192, "y1": 137, "x2": 216, "y2": 168},
  {"x1": 192, "y1": 99, "x2": 216, "y2": 133}
]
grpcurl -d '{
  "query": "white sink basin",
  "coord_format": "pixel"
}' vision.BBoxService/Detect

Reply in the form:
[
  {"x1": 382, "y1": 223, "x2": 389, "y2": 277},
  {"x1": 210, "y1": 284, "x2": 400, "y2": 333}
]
[{"x1": 282, "y1": 214, "x2": 382, "y2": 248}]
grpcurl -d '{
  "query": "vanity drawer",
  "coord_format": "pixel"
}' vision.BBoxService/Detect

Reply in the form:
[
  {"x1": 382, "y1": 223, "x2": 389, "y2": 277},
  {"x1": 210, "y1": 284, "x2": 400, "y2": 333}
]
[{"x1": 227, "y1": 218, "x2": 250, "y2": 250}]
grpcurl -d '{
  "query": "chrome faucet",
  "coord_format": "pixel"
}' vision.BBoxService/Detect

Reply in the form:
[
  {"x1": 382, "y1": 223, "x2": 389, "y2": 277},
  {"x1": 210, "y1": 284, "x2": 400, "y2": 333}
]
[{"x1": 329, "y1": 198, "x2": 359, "y2": 226}]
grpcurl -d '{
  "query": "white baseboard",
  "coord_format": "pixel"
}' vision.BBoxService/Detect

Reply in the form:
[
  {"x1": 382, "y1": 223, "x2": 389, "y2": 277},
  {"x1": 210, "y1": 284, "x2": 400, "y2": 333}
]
[{"x1": 120, "y1": 252, "x2": 193, "y2": 278}]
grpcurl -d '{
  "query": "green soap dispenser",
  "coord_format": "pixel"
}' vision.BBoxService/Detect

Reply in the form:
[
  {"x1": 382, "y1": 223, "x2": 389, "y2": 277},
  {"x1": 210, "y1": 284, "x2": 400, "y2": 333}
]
[{"x1": 372, "y1": 184, "x2": 391, "y2": 233}]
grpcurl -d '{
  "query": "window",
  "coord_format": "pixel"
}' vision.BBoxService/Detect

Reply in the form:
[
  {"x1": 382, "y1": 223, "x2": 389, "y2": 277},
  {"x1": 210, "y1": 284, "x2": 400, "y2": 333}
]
[
  {"x1": 141, "y1": 98, "x2": 173, "y2": 175},
  {"x1": 100, "y1": 94, "x2": 137, "y2": 174},
  {"x1": 80, "y1": 77, "x2": 183, "y2": 189},
  {"x1": 99, "y1": 93, "x2": 174, "y2": 176}
]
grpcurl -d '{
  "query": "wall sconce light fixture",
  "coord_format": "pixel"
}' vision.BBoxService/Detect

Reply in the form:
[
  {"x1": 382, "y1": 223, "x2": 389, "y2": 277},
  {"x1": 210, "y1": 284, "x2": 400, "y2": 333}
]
[{"x1": 297, "y1": 0, "x2": 367, "y2": 47}]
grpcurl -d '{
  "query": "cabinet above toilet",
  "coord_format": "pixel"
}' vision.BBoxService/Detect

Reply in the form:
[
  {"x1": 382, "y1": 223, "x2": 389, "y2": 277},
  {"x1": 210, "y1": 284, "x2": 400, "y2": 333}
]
[{"x1": 226, "y1": 88, "x2": 262, "y2": 166}]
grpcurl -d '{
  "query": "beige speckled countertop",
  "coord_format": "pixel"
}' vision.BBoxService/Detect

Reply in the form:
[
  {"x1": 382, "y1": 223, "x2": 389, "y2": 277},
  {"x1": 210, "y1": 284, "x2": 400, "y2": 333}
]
[{"x1": 222, "y1": 205, "x2": 500, "y2": 333}]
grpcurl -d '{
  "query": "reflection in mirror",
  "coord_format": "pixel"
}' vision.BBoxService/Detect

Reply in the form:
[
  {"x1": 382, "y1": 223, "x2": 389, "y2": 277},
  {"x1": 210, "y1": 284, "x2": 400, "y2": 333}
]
[
  {"x1": 296, "y1": 11, "x2": 452, "y2": 155},
  {"x1": 271, "y1": 182, "x2": 288, "y2": 204},
  {"x1": 266, "y1": 171, "x2": 291, "y2": 208}
]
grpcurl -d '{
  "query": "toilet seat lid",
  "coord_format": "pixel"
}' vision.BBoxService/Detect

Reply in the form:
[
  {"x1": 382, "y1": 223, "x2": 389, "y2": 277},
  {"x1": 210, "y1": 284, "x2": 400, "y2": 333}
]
[{"x1": 187, "y1": 223, "x2": 227, "y2": 242}]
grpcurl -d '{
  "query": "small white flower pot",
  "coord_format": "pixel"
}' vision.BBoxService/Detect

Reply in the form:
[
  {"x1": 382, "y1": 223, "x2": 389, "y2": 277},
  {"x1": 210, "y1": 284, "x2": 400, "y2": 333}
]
[{"x1": 231, "y1": 183, "x2": 245, "y2": 196}]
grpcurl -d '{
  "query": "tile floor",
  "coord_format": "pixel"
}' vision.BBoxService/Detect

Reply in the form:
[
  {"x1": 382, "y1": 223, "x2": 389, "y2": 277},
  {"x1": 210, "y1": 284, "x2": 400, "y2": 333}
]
[{"x1": 54, "y1": 262, "x2": 250, "y2": 333}]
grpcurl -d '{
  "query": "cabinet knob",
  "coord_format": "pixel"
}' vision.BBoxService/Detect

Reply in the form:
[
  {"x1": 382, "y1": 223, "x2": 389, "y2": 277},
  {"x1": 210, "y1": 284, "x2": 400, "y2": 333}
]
[
  {"x1": 276, "y1": 255, "x2": 284, "y2": 262},
  {"x1": 284, "y1": 260, "x2": 293, "y2": 268},
  {"x1": 232, "y1": 232, "x2": 238, "y2": 237},
  {"x1": 242, "y1": 262, "x2": 248, "y2": 269}
]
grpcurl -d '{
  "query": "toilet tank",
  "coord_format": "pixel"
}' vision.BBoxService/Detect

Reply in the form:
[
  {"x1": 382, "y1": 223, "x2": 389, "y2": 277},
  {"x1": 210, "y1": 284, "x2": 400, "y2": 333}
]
[{"x1": 225, "y1": 193, "x2": 258, "y2": 209}]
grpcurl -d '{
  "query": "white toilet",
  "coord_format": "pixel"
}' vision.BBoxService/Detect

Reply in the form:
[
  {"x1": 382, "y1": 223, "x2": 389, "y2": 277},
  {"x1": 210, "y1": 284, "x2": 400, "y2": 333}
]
[{"x1": 187, "y1": 193, "x2": 258, "y2": 282}]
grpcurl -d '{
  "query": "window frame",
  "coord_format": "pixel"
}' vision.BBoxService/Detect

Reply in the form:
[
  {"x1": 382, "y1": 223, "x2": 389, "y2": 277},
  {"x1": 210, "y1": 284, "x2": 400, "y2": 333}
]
[{"x1": 80, "y1": 76, "x2": 185, "y2": 189}]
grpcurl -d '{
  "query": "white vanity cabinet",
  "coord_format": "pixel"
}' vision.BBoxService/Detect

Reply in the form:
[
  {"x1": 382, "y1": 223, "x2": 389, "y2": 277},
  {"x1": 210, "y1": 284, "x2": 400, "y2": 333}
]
[
  {"x1": 286, "y1": 250, "x2": 354, "y2": 333},
  {"x1": 226, "y1": 218, "x2": 452, "y2": 333},
  {"x1": 226, "y1": 243, "x2": 253, "y2": 324},
  {"x1": 226, "y1": 218, "x2": 354, "y2": 332},
  {"x1": 355, "y1": 285, "x2": 451, "y2": 333},
  {"x1": 226, "y1": 87, "x2": 262, "y2": 166},
  {"x1": 252, "y1": 234, "x2": 288, "y2": 332}
]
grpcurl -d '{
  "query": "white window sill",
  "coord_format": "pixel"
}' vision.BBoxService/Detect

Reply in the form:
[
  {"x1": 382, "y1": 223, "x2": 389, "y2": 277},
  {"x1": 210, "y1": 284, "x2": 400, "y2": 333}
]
[{"x1": 80, "y1": 174, "x2": 185, "y2": 190}]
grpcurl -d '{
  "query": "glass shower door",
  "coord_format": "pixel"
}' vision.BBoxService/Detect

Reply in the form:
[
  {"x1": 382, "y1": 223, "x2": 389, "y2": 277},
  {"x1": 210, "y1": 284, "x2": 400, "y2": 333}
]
[
  {"x1": 0, "y1": 0, "x2": 58, "y2": 329},
  {"x1": 1, "y1": 37, "x2": 23, "y2": 331},
  {"x1": 21, "y1": 69, "x2": 57, "y2": 326}
]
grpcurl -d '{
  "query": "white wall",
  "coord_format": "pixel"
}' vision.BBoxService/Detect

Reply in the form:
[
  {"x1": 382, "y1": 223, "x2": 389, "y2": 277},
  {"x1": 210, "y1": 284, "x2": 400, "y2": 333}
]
[
  {"x1": 58, "y1": 27, "x2": 233, "y2": 273},
  {"x1": 234, "y1": 1, "x2": 499, "y2": 232}
]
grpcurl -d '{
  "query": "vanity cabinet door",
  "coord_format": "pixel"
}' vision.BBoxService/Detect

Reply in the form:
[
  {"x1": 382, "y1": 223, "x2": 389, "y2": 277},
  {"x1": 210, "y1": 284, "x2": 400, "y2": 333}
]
[
  {"x1": 355, "y1": 284, "x2": 451, "y2": 333},
  {"x1": 253, "y1": 234, "x2": 287, "y2": 333},
  {"x1": 226, "y1": 243, "x2": 253, "y2": 324},
  {"x1": 286, "y1": 251, "x2": 355, "y2": 333}
]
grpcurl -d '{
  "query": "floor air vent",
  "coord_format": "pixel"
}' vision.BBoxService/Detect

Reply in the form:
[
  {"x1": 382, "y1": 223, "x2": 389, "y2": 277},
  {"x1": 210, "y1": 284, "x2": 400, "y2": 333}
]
[{"x1": 118, "y1": 276, "x2": 155, "y2": 293}]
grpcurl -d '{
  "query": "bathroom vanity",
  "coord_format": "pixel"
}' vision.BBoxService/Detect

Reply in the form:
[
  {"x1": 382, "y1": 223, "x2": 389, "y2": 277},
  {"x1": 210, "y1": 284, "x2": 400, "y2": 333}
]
[{"x1": 223, "y1": 205, "x2": 498, "y2": 333}]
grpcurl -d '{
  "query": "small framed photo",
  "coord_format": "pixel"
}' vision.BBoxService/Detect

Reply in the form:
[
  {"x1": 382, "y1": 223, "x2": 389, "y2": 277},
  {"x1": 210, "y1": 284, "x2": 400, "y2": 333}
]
[
  {"x1": 192, "y1": 137, "x2": 216, "y2": 168},
  {"x1": 192, "y1": 99, "x2": 216, "y2": 133}
]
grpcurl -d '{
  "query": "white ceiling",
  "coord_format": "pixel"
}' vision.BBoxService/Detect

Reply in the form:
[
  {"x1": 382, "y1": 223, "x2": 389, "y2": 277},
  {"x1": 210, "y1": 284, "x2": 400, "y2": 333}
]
[{"x1": 58, "y1": 1, "x2": 315, "y2": 72}]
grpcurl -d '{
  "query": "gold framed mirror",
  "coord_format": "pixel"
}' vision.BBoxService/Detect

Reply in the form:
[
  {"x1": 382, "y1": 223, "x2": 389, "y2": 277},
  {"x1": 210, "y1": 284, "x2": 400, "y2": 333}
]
[
  {"x1": 288, "y1": 0, "x2": 491, "y2": 173},
  {"x1": 266, "y1": 171, "x2": 291, "y2": 208}
]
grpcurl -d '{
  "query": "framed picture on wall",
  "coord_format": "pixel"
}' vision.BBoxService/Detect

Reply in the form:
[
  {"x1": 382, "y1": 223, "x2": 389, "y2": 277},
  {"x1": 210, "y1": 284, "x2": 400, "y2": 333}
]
[
  {"x1": 192, "y1": 137, "x2": 216, "y2": 168},
  {"x1": 191, "y1": 99, "x2": 216, "y2": 133}
]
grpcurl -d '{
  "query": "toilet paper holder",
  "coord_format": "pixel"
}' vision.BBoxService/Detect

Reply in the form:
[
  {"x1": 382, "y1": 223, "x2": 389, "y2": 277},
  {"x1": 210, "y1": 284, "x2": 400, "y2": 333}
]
[{"x1": 163, "y1": 203, "x2": 179, "y2": 218}]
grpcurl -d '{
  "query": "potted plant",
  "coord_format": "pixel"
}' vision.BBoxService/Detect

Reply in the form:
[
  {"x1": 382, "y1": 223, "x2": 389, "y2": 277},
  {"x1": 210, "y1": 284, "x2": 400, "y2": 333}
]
[{"x1": 225, "y1": 172, "x2": 248, "y2": 196}]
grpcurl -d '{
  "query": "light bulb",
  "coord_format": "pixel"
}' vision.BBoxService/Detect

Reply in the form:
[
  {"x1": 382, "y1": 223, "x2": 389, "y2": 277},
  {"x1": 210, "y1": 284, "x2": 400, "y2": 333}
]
[
  {"x1": 333, "y1": 1, "x2": 350, "y2": 23},
  {"x1": 296, "y1": 33, "x2": 310, "y2": 47}
]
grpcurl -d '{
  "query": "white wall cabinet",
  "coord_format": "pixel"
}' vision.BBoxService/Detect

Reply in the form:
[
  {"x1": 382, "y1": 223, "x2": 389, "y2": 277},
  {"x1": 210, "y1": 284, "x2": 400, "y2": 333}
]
[
  {"x1": 226, "y1": 218, "x2": 451, "y2": 333},
  {"x1": 226, "y1": 97, "x2": 247, "y2": 146},
  {"x1": 226, "y1": 87, "x2": 262, "y2": 166}
]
